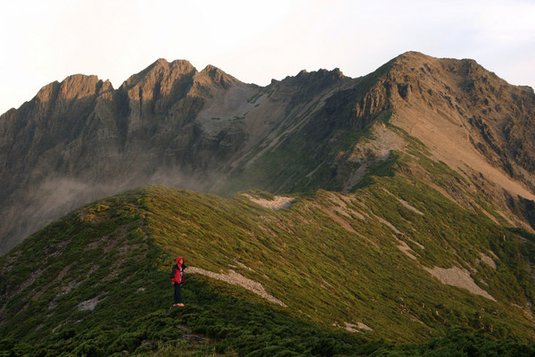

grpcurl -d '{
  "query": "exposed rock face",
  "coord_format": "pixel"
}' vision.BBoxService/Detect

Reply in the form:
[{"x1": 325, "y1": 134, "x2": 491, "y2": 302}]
[
  {"x1": 375, "y1": 52, "x2": 535, "y2": 228},
  {"x1": 384, "y1": 52, "x2": 535, "y2": 188},
  {"x1": 1, "y1": 53, "x2": 535, "y2": 253}
]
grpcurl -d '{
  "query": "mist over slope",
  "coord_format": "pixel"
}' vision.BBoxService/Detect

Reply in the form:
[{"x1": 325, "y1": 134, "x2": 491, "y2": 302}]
[{"x1": 1, "y1": 51, "x2": 535, "y2": 255}]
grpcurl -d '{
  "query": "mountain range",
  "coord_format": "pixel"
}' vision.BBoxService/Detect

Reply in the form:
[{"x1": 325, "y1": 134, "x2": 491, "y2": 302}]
[
  {"x1": 1, "y1": 51, "x2": 535, "y2": 355},
  {"x1": 1, "y1": 51, "x2": 535, "y2": 254}
]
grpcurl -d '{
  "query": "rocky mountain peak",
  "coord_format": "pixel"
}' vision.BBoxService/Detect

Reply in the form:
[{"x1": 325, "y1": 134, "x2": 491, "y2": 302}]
[
  {"x1": 290, "y1": 67, "x2": 346, "y2": 82},
  {"x1": 35, "y1": 81, "x2": 60, "y2": 102},
  {"x1": 58, "y1": 74, "x2": 111, "y2": 100},
  {"x1": 274, "y1": 67, "x2": 348, "y2": 99},
  {"x1": 386, "y1": 51, "x2": 511, "y2": 93},
  {"x1": 35, "y1": 74, "x2": 112, "y2": 104},
  {"x1": 372, "y1": 51, "x2": 535, "y2": 201},
  {"x1": 372, "y1": 51, "x2": 508, "y2": 105},
  {"x1": 196, "y1": 64, "x2": 239, "y2": 89},
  {"x1": 393, "y1": 50, "x2": 432, "y2": 63},
  {"x1": 122, "y1": 58, "x2": 196, "y2": 89},
  {"x1": 118, "y1": 58, "x2": 198, "y2": 113}
]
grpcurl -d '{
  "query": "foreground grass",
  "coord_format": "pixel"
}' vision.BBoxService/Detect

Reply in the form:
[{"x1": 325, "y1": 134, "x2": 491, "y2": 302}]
[{"x1": 1, "y1": 178, "x2": 534, "y2": 355}]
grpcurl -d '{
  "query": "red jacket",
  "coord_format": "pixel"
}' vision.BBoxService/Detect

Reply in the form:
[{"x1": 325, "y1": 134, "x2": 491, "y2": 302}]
[{"x1": 171, "y1": 256, "x2": 185, "y2": 284}]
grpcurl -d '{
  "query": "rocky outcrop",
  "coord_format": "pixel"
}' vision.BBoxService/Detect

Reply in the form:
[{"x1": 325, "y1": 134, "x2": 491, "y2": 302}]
[{"x1": 382, "y1": 52, "x2": 535, "y2": 188}]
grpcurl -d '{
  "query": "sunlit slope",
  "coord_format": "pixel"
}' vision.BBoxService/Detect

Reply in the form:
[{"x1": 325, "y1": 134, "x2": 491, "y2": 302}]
[{"x1": 146, "y1": 177, "x2": 535, "y2": 342}]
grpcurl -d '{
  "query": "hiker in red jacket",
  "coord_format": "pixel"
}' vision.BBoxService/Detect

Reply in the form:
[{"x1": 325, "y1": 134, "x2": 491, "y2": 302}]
[{"x1": 170, "y1": 256, "x2": 186, "y2": 307}]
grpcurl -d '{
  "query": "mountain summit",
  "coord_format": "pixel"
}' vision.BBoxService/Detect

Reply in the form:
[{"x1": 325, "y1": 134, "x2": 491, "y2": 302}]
[{"x1": 0, "y1": 51, "x2": 534, "y2": 253}]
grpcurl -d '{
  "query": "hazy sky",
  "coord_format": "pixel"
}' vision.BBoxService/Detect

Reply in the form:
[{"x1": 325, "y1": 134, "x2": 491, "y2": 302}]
[{"x1": 1, "y1": 0, "x2": 534, "y2": 114}]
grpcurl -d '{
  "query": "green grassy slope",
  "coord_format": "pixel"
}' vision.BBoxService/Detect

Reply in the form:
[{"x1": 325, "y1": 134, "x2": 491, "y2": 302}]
[
  {"x1": 0, "y1": 193, "x2": 368, "y2": 356},
  {"x1": 1, "y1": 169, "x2": 534, "y2": 355},
  {"x1": 147, "y1": 181, "x2": 535, "y2": 342}
]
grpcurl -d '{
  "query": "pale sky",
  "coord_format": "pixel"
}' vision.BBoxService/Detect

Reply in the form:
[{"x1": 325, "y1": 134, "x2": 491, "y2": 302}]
[{"x1": 1, "y1": 0, "x2": 534, "y2": 114}]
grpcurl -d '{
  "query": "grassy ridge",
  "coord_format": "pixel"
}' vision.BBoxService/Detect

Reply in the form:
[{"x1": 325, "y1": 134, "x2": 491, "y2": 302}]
[
  {"x1": 146, "y1": 179, "x2": 535, "y2": 342},
  {"x1": 0, "y1": 192, "x2": 369, "y2": 356},
  {"x1": 1, "y1": 174, "x2": 535, "y2": 354}
]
